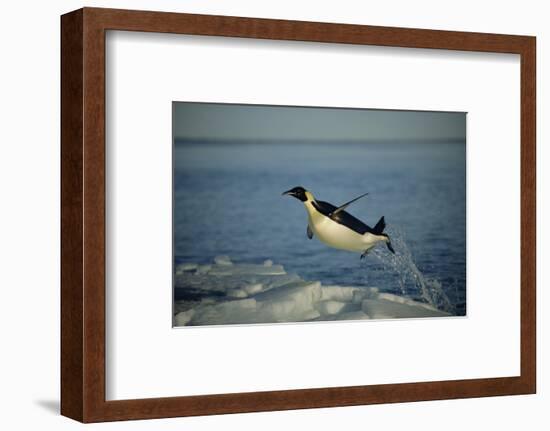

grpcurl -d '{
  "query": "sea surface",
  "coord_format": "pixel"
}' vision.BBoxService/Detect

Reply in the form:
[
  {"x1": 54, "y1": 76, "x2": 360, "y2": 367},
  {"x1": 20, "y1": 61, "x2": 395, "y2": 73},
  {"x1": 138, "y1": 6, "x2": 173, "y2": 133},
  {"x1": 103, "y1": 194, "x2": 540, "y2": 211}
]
[{"x1": 173, "y1": 140, "x2": 466, "y2": 315}]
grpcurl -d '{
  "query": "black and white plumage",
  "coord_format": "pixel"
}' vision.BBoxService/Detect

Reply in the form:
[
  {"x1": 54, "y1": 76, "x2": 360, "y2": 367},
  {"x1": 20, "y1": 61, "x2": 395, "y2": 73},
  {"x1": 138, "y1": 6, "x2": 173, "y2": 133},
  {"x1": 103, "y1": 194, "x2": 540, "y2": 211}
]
[{"x1": 283, "y1": 186, "x2": 395, "y2": 258}]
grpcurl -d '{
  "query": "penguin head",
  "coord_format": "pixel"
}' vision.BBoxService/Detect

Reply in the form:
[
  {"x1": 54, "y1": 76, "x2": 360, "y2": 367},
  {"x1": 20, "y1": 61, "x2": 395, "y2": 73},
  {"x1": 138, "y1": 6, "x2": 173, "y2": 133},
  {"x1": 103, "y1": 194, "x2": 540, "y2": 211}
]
[{"x1": 282, "y1": 186, "x2": 309, "y2": 202}]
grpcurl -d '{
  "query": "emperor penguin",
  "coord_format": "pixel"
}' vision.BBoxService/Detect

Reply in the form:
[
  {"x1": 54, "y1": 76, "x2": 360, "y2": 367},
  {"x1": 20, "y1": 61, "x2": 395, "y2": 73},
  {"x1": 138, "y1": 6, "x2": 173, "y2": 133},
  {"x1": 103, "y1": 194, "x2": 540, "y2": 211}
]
[{"x1": 283, "y1": 186, "x2": 395, "y2": 258}]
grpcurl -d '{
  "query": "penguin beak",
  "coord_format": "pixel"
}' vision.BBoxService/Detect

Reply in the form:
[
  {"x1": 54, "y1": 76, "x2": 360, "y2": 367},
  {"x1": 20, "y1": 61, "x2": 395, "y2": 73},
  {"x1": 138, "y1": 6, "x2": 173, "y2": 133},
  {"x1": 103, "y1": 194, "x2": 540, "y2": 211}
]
[{"x1": 282, "y1": 189, "x2": 294, "y2": 196}]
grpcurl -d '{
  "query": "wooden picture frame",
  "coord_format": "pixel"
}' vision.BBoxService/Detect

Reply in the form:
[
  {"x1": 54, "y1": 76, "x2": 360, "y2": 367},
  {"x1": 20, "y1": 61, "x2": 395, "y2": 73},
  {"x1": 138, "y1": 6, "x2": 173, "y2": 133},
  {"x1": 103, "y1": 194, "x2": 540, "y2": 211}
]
[{"x1": 61, "y1": 7, "x2": 536, "y2": 423}]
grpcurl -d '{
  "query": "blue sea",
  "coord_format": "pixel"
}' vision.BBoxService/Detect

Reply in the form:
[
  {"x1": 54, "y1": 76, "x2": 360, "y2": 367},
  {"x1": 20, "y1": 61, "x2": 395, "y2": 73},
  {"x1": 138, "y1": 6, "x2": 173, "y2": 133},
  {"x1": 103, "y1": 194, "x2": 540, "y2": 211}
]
[{"x1": 174, "y1": 140, "x2": 466, "y2": 316}]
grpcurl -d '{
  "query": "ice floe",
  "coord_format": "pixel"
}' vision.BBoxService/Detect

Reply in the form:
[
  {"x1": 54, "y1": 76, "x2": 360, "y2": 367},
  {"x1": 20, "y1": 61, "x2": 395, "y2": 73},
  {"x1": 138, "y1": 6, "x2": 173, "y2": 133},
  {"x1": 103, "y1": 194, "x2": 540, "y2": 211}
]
[{"x1": 174, "y1": 256, "x2": 451, "y2": 326}]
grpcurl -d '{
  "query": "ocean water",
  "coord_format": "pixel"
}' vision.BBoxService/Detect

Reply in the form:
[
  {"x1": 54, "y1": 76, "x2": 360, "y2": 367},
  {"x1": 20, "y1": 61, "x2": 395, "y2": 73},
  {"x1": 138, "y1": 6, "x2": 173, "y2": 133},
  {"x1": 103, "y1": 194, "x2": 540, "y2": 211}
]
[{"x1": 174, "y1": 141, "x2": 466, "y2": 315}]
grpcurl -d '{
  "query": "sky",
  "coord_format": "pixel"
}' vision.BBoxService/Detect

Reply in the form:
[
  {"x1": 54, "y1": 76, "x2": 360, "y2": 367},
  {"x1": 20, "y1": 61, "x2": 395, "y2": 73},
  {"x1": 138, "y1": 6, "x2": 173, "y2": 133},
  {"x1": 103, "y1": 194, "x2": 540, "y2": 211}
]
[{"x1": 173, "y1": 102, "x2": 466, "y2": 142}]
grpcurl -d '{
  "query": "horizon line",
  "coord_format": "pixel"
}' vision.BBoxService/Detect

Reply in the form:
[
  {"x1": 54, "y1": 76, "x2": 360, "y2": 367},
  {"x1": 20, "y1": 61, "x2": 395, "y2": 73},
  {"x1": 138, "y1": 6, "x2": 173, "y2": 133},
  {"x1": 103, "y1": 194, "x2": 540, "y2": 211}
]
[{"x1": 174, "y1": 137, "x2": 466, "y2": 145}]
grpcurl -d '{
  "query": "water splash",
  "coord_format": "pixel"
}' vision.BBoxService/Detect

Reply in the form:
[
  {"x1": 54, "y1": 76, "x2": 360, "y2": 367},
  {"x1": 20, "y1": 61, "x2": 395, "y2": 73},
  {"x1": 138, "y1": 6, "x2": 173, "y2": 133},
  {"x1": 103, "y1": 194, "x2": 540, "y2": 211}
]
[{"x1": 370, "y1": 227, "x2": 455, "y2": 313}]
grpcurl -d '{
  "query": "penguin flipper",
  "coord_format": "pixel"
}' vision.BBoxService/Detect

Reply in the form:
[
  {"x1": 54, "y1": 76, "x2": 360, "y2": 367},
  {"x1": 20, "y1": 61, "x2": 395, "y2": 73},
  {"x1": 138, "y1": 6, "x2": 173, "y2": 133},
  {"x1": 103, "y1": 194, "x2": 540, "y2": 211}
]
[
  {"x1": 331, "y1": 192, "x2": 369, "y2": 216},
  {"x1": 373, "y1": 216, "x2": 386, "y2": 234},
  {"x1": 307, "y1": 225, "x2": 314, "y2": 239}
]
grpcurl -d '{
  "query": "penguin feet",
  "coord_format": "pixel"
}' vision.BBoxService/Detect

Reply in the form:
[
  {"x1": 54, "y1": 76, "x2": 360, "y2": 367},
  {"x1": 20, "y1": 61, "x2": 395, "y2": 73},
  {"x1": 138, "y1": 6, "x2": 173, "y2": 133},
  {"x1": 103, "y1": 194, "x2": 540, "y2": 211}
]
[{"x1": 360, "y1": 250, "x2": 369, "y2": 260}]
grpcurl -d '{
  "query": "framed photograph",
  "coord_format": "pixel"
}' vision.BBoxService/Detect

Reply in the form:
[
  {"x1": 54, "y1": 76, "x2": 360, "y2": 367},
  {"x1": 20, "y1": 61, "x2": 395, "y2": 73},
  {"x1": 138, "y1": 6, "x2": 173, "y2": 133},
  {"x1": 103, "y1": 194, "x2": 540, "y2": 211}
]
[
  {"x1": 61, "y1": 7, "x2": 536, "y2": 422},
  {"x1": 172, "y1": 102, "x2": 464, "y2": 327}
]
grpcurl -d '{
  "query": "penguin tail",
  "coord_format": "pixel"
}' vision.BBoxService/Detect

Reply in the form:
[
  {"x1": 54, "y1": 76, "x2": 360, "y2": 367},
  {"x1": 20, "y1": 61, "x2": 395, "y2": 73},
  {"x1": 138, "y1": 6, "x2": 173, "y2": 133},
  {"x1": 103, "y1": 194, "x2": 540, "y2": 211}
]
[
  {"x1": 385, "y1": 238, "x2": 395, "y2": 254},
  {"x1": 372, "y1": 216, "x2": 386, "y2": 235},
  {"x1": 373, "y1": 216, "x2": 395, "y2": 254}
]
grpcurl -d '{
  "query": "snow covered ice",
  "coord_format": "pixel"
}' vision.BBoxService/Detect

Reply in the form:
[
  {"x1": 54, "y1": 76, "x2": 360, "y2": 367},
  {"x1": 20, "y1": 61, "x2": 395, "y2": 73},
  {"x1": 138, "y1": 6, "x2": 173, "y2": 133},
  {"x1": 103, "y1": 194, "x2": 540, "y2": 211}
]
[{"x1": 174, "y1": 256, "x2": 450, "y2": 326}]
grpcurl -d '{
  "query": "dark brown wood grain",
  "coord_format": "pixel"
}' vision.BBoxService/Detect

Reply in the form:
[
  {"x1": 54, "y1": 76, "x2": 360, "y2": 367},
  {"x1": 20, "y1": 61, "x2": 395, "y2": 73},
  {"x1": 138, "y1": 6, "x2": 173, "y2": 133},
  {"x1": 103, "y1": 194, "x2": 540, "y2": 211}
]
[
  {"x1": 60, "y1": 9, "x2": 84, "y2": 422},
  {"x1": 520, "y1": 36, "x2": 536, "y2": 394},
  {"x1": 60, "y1": 7, "x2": 536, "y2": 423}
]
